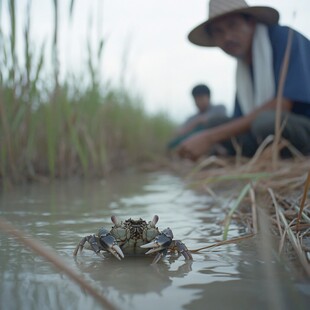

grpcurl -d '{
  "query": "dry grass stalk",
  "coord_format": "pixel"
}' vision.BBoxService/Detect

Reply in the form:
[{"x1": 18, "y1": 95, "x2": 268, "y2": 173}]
[
  {"x1": 222, "y1": 183, "x2": 251, "y2": 240},
  {"x1": 294, "y1": 205, "x2": 310, "y2": 224},
  {"x1": 187, "y1": 156, "x2": 309, "y2": 195},
  {"x1": 268, "y1": 188, "x2": 284, "y2": 239},
  {"x1": 250, "y1": 186, "x2": 258, "y2": 234},
  {"x1": 203, "y1": 185, "x2": 219, "y2": 202},
  {"x1": 0, "y1": 217, "x2": 118, "y2": 310},
  {"x1": 244, "y1": 135, "x2": 275, "y2": 168},
  {"x1": 272, "y1": 28, "x2": 294, "y2": 167},
  {"x1": 297, "y1": 170, "x2": 310, "y2": 229},
  {"x1": 278, "y1": 225, "x2": 289, "y2": 255},
  {"x1": 190, "y1": 233, "x2": 255, "y2": 253},
  {"x1": 267, "y1": 189, "x2": 310, "y2": 277},
  {"x1": 186, "y1": 155, "x2": 228, "y2": 180},
  {"x1": 181, "y1": 154, "x2": 310, "y2": 273}
]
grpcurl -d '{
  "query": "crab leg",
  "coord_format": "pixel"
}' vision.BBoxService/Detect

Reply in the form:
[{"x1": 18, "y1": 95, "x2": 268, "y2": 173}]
[
  {"x1": 73, "y1": 236, "x2": 89, "y2": 256},
  {"x1": 151, "y1": 249, "x2": 168, "y2": 264},
  {"x1": 173, "y1": 240, "x2": 193, "y2": 261}
]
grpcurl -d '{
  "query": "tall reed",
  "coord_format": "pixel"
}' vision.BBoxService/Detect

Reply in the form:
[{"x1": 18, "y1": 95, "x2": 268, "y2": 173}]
[{"x1": 0, "y1": 0, "x2": 176, "y2": 184}]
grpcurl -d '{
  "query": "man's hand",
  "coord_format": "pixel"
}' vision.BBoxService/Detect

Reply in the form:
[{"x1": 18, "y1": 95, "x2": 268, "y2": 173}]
[
  {"x1": 175, "y1": 114, "x2": 208, "y2": 137},
  {"x1": 177, "y1": 130, "x2": 213, "y2": 161},
  {"x1": 176, "y1": 98, "x2": 293, "y2": 161}
]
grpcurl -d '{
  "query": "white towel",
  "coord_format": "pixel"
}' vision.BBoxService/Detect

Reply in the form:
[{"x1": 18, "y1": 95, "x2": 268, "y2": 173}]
[{"x1": 236, "y1": 24, "x2": 275, "y2": 115}]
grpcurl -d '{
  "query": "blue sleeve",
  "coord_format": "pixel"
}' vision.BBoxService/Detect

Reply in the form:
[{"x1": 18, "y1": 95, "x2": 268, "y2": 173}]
[
  {"x1": 269, "y1": 25, "x2": 310, "y2": 116},
  {"x1": 233, "y1": 25, "x2": 310, "y2": 118}
]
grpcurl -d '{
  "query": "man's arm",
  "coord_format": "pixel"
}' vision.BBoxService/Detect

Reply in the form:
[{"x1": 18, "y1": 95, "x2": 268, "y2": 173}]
[
  {"x1": 177, "y1": 98, "x2": 292, "y2": 160},
  {"x1": 174, "y1": 114, "x2": 208, "y2": 138},
  {"x1": 174, "y1": 105, "x2": 227, "y2": 138}
]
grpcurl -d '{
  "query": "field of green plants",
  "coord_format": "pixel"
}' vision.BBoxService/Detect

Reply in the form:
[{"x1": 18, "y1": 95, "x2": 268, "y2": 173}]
[{"x1": 0, "y1": 0, "x2": 176, "y2": 183}]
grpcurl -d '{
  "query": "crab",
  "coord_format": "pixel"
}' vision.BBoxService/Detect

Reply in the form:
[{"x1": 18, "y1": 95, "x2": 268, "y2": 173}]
[{"x1": 73, "y1": 215, "x2": 192, "y2": 264}]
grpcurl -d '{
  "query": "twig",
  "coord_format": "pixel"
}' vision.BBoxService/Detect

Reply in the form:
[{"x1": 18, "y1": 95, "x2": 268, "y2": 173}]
[
  {"x1": 186, "y1": 155, "x2": 227, "y2": 180},
  {"x1": 0, "y1": 217, "x2": 118, "y2": 310},
  {"x1": 272, "y1": 28, "x2": 294, "y2": 168},
  {"x1": 245, "y1": 135, "x2": 274, "y2": 169},
  {"x1": 278, "y1": 228, "x2": 288, "y2": 254},
  {"x1": 223, "y1": 183, "x2": 251, "y2": 240},
  {"x1": 249, "y1": 185, "x2": 258, "y2": 234},
  {"x1": 190, "y1": 234, "x2": 255, "y2": 253},
  {"x1": 268, "y1": 188, "x2": 284, "y2": 239},
  {"x1": 279, "y1": 218, "x2": 296, "y2": 254},
  {"x1": 203, "y1": 185, "x2": 220, "y2": 202}
]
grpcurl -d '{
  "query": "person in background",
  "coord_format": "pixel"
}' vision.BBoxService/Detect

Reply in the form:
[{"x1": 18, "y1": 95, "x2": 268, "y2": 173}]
[
  {"x1": 178, "y1": 0, "x2": 310, "y2": 160},
  {"x1": 167, "y1": 84, "x2": 226, "y2": 150}
]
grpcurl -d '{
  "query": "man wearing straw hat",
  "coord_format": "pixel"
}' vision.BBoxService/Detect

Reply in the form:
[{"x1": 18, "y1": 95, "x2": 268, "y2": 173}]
[{"x1": 178, "y1": 0, "x2": 310, "y2": 160}]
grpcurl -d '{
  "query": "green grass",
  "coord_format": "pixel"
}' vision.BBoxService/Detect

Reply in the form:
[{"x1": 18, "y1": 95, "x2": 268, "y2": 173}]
[
  {"x1": 0, "y1": 74, "x2": 176, "y2": 182},
  {"x1": 0, "y1": 0, "x2": 176, "y2": 183}
]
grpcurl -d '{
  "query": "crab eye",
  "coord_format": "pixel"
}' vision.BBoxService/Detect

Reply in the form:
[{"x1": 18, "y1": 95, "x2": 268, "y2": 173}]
[
  {"x1": 111, "y1": 215, "x2": 121, "y2": 227},
  {"x1": 150, "y1": 215, "x2": 159, "y2": 227}
]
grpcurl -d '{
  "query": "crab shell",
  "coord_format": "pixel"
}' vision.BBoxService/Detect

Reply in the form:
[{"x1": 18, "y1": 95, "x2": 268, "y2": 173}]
[{"x1": 108, "y1": 215, "x2": 160, "y2": 255}]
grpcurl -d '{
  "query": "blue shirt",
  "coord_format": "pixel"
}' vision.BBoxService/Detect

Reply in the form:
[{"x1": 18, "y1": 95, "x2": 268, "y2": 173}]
[{"x1": 233, "y1": 24, "x2": 310, "y2": 118}]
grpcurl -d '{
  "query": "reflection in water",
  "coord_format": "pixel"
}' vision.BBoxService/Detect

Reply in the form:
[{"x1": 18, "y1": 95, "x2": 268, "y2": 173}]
[
  {"x1": 74, "y1": 256, "x2": 192, "y2": 296},
  {"x1": 0, "y1": 172, "x2": 309, "y2": 309},
  {"x1": 184, "y1": 238, "x2": 310, "y2": 310}
]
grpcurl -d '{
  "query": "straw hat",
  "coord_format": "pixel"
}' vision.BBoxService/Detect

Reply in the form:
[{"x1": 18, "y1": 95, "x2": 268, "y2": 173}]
[{"x1": 188, "y1": 0, "x2": 279, "y2": 47}]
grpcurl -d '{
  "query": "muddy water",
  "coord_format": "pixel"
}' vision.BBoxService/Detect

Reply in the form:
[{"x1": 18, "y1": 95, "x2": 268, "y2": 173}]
[{"x1": 0, "y1": 172, "x2": 309, "y2": 310}]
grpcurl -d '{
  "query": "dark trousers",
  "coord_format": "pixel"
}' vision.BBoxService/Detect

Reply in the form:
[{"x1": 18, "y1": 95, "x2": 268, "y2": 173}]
[{"x1": 207, "y1": 111, "x2": 310, "y2": 157}]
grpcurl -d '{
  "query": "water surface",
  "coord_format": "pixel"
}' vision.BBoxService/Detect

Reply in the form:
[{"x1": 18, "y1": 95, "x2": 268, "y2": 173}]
[{"x1": 0, "y1": 172, "x2": 309, "y2": 309}]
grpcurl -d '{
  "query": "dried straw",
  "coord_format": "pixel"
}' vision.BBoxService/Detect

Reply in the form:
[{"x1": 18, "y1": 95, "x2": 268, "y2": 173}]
[
  {"x1": 249, "y1": 186, "x2": 258, "y2": 234},
  {"x1": 297, "y1": 170, "x2": 310, "y2": 228},
  {"x1": 190, "y1": 233, "x2": 255, "y2": 253},
  {"x1": 267, "y1": 190, "x2": 310, "y2": 277},
  {"x1": 222, "y1": 183, "x2": 251, "y2": 240},
  {"x1": 272, "y1": 28, "x2": 294, "y2": 167},
  {"x1": 180, "y1": 153, "x2": 310, "y2": 273}
]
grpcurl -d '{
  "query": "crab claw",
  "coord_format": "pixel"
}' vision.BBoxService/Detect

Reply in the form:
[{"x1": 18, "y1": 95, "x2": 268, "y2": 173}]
[
  {"x1": 99, "y1": 232, "x2": 124, "y2": 260},
  {"x1": 141, "y1": 228, "x2": 173, "y2": 254},
  {"x1": 107, "y1": 243, "x2": 124, "y2": 261}
]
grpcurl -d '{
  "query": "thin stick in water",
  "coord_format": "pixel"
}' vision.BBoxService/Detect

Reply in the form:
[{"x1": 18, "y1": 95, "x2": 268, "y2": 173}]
[
  {"x1": 190, "y1": 234, "x2": 255, "y2": 253},
  {"x1": 0, "y1": 217, "x2": 118, "y2": 310}
]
